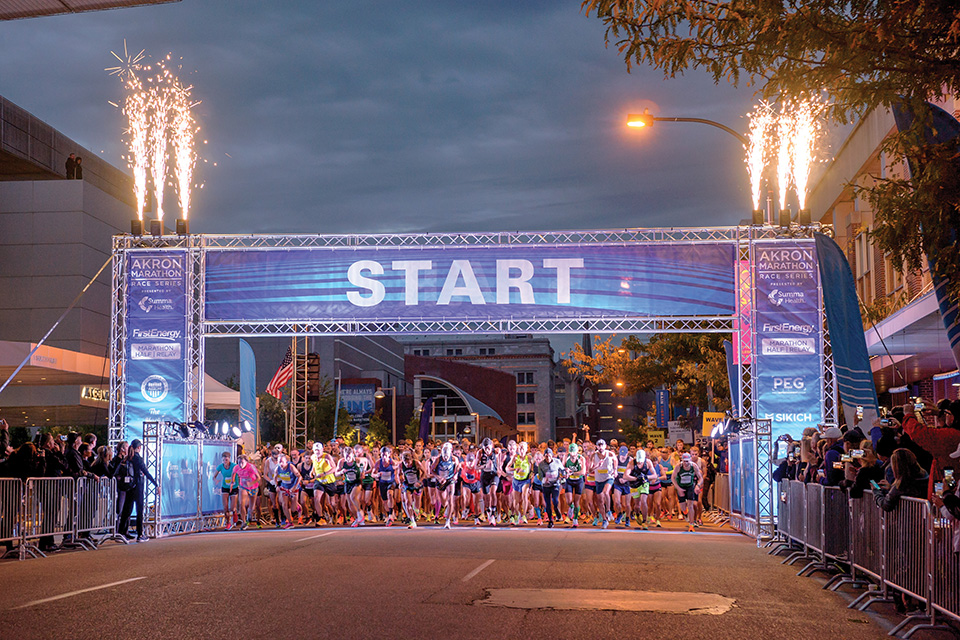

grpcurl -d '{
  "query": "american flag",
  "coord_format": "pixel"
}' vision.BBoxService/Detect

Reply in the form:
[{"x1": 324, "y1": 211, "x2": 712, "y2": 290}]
[{"x1": 265, "y1": 347, "x2": 294, "y2": 399}]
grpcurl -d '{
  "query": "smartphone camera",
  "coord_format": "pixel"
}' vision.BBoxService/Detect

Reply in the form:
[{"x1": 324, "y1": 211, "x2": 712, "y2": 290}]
[{"x1": 851, "y1": 449, "x2": 864, "y2": 458}]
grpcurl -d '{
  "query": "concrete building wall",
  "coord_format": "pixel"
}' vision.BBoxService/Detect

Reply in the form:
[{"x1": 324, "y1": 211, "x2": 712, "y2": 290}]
[{"x1": 0, "y1": 179, "x2": 132, "y2": 355}]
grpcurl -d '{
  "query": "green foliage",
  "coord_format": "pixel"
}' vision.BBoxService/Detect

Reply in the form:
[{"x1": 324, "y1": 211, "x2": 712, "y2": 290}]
[
  {"x1": 257, "y1": 392, "x2": 287, "y2": 446},
  {"x1": 365, "y1": 408, "x2": 391, "y2": 447},
  {"x1": 619, "y1": 418, "x2": 648, "y2": 448},
  {"x1": 564, "y1": 334, "x2": 730, "y2": 412},
  {"x1": 582, "y1": 0, "x2": 960, "y2": 304},
  {"x1": 404, "y1": 413, "x2": 421, "y2": 442}
]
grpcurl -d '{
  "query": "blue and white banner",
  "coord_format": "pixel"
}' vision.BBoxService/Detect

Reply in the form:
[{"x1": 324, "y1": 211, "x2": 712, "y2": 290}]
[
  {"x1": 239, "y1": 339, "x2": 257, "y2": 429},
  {"x1": 655, "y1": 388, "x2": 669, "y2": 429},
  {"x1": 753, "y1": 241, "x2": 823, "y2": 439},
  {"x1": 125, "y1": 251, "x2": 188, "y2": 443},
  {"x1": 815, "y1": 233, "x2": 880, "y2": 428},
  {"x1": 340, "y1": 383, "x2": 376, "y2": 426},
  {"x1": 204, "y1": 244, "x2": 737, "y2": 322}
]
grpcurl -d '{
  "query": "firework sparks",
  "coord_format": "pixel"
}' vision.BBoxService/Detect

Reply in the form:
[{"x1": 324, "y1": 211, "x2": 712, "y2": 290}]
[
  {"x1": 105, "y1": 39, "x2": 145, "y2": 80},
  {"x1": 147, "y1": 68, "x2": 173, "y2": 223},
  {"x1": 775, "y1": 110, "x2": 794, "y2": 213},
  {"x1": 170, "y1": 79, "x2": 198, "y2": 220},
  {"x1": 123, "y1": 72, "x2": 150, "y2": 220},
  {"x1": 745, "y1": 104, "x2": 773, "y2": 212},
  {"x1": 789, "y1": 98, "x2": 823, "y2": 211}
]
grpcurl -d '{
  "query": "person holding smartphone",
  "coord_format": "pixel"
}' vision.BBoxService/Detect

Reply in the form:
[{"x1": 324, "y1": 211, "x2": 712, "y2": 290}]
[
  {"x1": 931, "y1": 443, "x2": 960, "y2": 552},
  {"x1": 900, "y1": 397, "x2": 960, "y2": 500}
]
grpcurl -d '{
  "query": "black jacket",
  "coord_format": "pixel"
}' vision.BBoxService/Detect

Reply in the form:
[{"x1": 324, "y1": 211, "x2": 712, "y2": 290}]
[
  {"x1": 43, "y1": 449, "x2": 67, "y2": 477},
  {"x1": 127, "y1": 452, "x2": 157, "y2": 489},
  {"x1": 64, "y1": 447, "x2": 90, "y2": 479}
]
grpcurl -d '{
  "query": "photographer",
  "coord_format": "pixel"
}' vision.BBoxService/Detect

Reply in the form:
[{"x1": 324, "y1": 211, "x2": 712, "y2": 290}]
[
  {"x1": 818, "y1": 426, "x2": 846, "y2": 486},
  {"x1": 899, "y1": 398, "x2": 960, "y2": 499},
  {"x1": 931, "y1": 443, "x2": 960, "y2": 553}
]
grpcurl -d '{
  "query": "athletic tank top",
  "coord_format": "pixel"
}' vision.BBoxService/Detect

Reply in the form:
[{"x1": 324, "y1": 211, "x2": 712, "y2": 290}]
[
  {"x1": 461, "y1": 462, "x2": 479, "y2": 483},
  {"x1": 616, "y1": 456, "x2": 629, "y2": 480},
  {"x1": 676, "y1": 465, "x2": 697, "y2": 487},
  {"x1": 298, "y1": 460, "x2": 314, "y2": 485},
  {"x1": 513, "y1": 456, "x2": 531, "y2": 480},
  {"x1": 565, "y1": 456, "x2": 583, "y2": 480},
  {"x1": 436, "y1": 458, "x2": 457, "y2": 481},
  {"x1": 313, "y1": 456, "x2": 336, "y2": 484},
  {"x1": 594, "y1": 454, "x2": 614, "y2": 481},
  {"x1": 277, "y1": 466, "x2": 297, "y2": 488},
  {"x1": 378, "y1": 459, "x2": 394, "y2": 483},
  {"x1": 401, "y1": 462, "x2": 420, "y2": 485},
  {"x1": 342, "y1": 461, "x2": 360, "y2": 483},
  {"x1": 479, "y1": 451, "x2": 497, "y2": 473}
]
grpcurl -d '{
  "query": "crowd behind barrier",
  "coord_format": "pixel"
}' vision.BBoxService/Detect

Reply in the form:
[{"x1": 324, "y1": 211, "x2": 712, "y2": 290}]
[
  {"x1": 1, "y1": 477, "x2": 127, "y2": 560},
  {"x1": 770, "y1": 478, "x2": 960, "y2": 638}
]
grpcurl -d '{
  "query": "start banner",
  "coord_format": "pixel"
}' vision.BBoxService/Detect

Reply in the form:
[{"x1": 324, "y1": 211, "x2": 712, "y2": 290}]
[{"x1": 203, "y1": 244, "x2": 737, "y2": 322}]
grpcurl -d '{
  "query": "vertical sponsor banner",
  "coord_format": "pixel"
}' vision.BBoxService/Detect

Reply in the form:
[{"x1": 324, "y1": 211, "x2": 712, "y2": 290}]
[
  {"x1": 754, "y1": 241, "x2": 823, "y2": 440},
  {"x1": 239, "y1": 339, "x2": 257, "y2": 430},
  {"x1": 125, "y1": 251, "x2": 188, "y2": 443},
  {"x1": 655, "y1": 389, "x2": 669, "y2": 429}
]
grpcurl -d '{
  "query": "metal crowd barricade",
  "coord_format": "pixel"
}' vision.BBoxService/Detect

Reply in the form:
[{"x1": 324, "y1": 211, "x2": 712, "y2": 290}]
[
  {"x1": 929, "y1": 512, "x2": 960, "y2": 627},
  {"x1": 782, "y1": 481, "x2": 810, "y2": 565},
  {"x1": 767, "y1": 480, "x2": 795, "y2": 555},
  {"x1": 710, "y1": 473, "x2": 730, "y2": 525},
  {"x1": 20, "y1": 477, "x2": 75, "y2": 560},
  {"x1": 0, "y1": 478, "x2": 24, "y2": 557},
  {"x1": 796, "y1": 483, "x2": 826, "y2": 575},
  {"x1": 74, "y1": 477, "x2": 127, "y2": 548}
]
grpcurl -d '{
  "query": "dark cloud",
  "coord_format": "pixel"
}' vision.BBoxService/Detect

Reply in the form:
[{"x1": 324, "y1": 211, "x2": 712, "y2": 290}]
[{"x1": 1, "y1": 1, "x2": 759, "y2": 235}]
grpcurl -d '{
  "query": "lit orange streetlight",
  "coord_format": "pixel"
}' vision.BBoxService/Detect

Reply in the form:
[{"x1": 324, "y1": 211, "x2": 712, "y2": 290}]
[{"x1": 626, "y1": 109, "x2": 748, "y2": 146}]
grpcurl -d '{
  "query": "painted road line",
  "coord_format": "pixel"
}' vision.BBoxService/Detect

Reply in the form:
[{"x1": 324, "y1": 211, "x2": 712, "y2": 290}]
[
  {"x1": 294, "y1": 531, "x2": 337, "y2": 543},
  {"x1": 11, "y1": 577, "x2": 147, "y2": 610},
  {"x1": 462, "y1": 559, "x2": 496, "y2": 582}
]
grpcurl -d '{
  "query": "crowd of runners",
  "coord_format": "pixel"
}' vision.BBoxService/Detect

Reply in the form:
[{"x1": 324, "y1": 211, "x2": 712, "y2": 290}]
[{"x1": 212, "y1": 436, "x2": 718, "y2": 532}]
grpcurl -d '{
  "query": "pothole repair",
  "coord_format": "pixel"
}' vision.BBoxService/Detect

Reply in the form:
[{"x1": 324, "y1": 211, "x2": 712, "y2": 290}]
[{"x1": 476, "y1": 589, "x2": 735, "y2": 615}]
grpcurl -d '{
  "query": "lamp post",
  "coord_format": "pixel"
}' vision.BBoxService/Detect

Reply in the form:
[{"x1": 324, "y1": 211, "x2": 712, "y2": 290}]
[
  {"x1": 626, "y1": 109, "x2": 748, "y2": 146},
  {"x1": 374, "y1": 387, "x2": 396, "y2": 444}
]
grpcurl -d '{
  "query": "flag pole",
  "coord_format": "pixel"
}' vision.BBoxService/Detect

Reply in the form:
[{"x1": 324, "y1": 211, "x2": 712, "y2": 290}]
[{"x1": 334, "y1": 368, "x2": 342, "y2": 439}]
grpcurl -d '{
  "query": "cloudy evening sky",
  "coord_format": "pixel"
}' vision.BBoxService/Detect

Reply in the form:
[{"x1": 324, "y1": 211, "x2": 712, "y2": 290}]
[{"x1": 1, "y1": 1, "x2": 764, "y2": 236}]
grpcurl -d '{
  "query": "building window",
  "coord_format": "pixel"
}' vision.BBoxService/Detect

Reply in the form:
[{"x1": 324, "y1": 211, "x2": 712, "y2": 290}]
[
  {"x1": 413, "y1": 349, "x2": 430, "y2": 356},
  {"x1": 517, "y1": 371, "x2": 534, "y2": 385},
  {"x1": 479, "y1": 347, "x2": 496, "y2": 356},
  {"x1": 554, "y1": 384, "x2": 565, "y2": 395},
  {"x1": 445, "y1": 348, "x2": 463, "y2": 356},
  {"x1": 518, "y1": 412, "x2": 535, "y2": 424},
  {"x1": 517, "y1": 392, "x2": 535, "y2": 405}
]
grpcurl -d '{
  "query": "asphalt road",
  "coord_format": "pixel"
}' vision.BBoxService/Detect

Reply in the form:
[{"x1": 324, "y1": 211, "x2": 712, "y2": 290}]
[{"x1": 0, "y1": 519, "x2": 948, "y2": 640}]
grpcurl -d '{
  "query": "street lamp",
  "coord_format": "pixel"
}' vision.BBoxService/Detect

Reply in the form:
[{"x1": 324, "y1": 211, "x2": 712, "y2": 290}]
[{"x1": 626, "y1": 109, "x2": 749, "y2": 146}]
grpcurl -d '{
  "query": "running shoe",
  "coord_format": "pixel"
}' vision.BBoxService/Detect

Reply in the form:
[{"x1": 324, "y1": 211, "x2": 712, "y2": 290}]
[
  {"x1": 537, "y1": 517, "x2": 544, "y2": 527},
  {"x1": 655, "y1": 519, "x2": 662, "y2": 528},
  {"x1": 408, "y1": 520, "x2": 417, "y2": 529},
  {"x1": 687, "y1": 525, "x2": 695, "y2": 532},
  {"x1": 521, "y1": 515, "x2": 528, "y2": 524},
  {"x1": 601, "y1": 519, "x2": 608, "y2": 529},
  {"x1": 547, "y1": 521, "x2": 554, "y2": 529},
  {"x1": 615, "y1": 513, "x2": 624, "y2": 525},
  {"x1": 591, "y1": 516, "x2": 600, "y2": 527},
  {"x1": 571, "y1": 520, "x2": 578, "y2": 528},
  {"x1": 640, "y1": 523, "x2": 648, "y2": 531},
  {"x1": 282, "y1": 522, "x2": 293, "y2": 529},
  {"x1": 226, "y1": 522, "x2": 234, "y2": 531},
  {"x1": 350, "y1": 518, "x2": 361, "y2": 528},
  {"x1": 443, "y1": 521, "x2": 451, "y2": 530},
  {"x1": 386, "y1": 517, "x2": 394, "y2": 527},
  {"x1": 694, "y1": 522, "x2": 701, "y2": 528},
  {"x1": 239, "y1": 522, "x2": 248, "y2": 531},
  {"x1": 474, "y1": 517, "x2": 481, "y2": 526}
]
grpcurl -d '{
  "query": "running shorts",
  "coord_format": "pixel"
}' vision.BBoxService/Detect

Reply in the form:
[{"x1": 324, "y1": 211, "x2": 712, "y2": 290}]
[
  {"x1": 613, "y1": 481, "x2": 630, "y2": 494},
  {"x1": 344, "y1": 481, "x2": 361, "y2": 494},
  {"x1": 481, "y1": 471, "x2": 499, "y2": 491},
  {"x1": 512, "y1": 478, "x2": 531, "y2": 492},
  {"x1": 221, "y1": 487, "x2": 239, "y2": 496},
  {"x1": 565, "y1": 477, "x2": 584, "y2": 495},
  {"x1": 463, "y1": 481, "x2": 482, "y2": 494},
  {"x1": 377, "y1": 481, "x2": 395, "y2": 501},
  {"x1": 315, "y1": 482, "x2": 336, "y2": 497}
]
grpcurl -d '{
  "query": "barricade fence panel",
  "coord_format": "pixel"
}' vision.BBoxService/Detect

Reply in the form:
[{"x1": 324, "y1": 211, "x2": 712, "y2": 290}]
[
  {"x1": 23, "y1": 477, "x2": 75, "y2": 541},
  {"x1": 776, "y1": 480, "x2": 790, "y2": 538},
  {"x1": 0, "y1": 478, "x2": 23, "y2": 544},
  {"x1": 75, "y1": 477, "x2": 118, "y2": 535},
  {"x1": 882, "y1": 496, "x2": 930, "y2": 603},
  {"x1": 821, "y1": 486, "x2": 849, "y2": 560},
  {"x1": 931, "y1": 511, "x2": 960, "y2": 622},
  {"x1": 852, "y1": 490, "x2": 884, "y2": 581},
  {"x1": 788, "y1": 481, "x2": 806, "y2": 545},
  {"x1": 804, "y1": 483, "x2": 824, "y2": 554}
]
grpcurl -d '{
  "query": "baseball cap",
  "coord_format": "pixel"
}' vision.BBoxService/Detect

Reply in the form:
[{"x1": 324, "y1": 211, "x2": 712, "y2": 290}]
[
  {"x1": 681, "y1": 453, "x2": 692, "y2": 461},
  {"x1": 596, "y1": 439, "x2": 606, "y2": 446},
  {"x1": 568, "y1": 443, "x2": 578, "y2": 454},
  {"x1": 619, "y1": 446, "x2": 628, "y2": 456},
  {"x1": 822, "y1": 427, "x2": 843, "y2": 439}
]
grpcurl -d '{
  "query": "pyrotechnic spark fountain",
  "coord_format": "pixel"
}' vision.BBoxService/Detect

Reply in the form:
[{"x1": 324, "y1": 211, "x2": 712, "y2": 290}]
[
  {"x1": 775, "y1": 111, "x2": 794, "y2": 212},
  {"x1": 147, "y1": 68, "x2": 173, "y2": 224},
  {"x1": 171, "y1": 79, "x2": 198, "y2": 220},
  {"x1": 109, "y1": 47, "x2": 202, "y2": 226},
  {"x1": 122, "y1": 72, "x2": 150, "y2": 221},
  {"x1": 789, "y1": 98, "x2": 822, "y2": 211},
  {"x1": 745, "y1": 104, "x2": 773, "y2": 212}
]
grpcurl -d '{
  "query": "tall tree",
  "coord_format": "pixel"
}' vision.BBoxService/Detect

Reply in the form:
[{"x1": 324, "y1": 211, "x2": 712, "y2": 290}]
[
  {"x1": 564, "y1": 334, "x2": 731, "y2": 411},
  {"x1": 582, "y1": 0, "x2": 960, "y2": 303}
]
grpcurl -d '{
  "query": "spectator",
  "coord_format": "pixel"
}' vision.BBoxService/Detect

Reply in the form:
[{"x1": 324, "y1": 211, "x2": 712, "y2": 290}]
[
  {"x1": 117, "y1": 439, "x2": 158, "y2": 542},
  {"x1": 89, "y1": 445, "x2": 113, "y2": 478},
  {"x1": 876, "y1": 448, "x2": 929, "y2": 511},
  {"x1": 64, "y1": 432, "x2": 98, "y2": 481},
  {"x1": 848, "y1": 441, "x2": 884, "y2": 498},
  {"x1": 930, "y1": 442, "x2": 960, "y2": 553},
  {"x1": 38, "y1": 433, "x2": 66, "y2": 478},
  {"x1": 74, "y1": 156, "x2": 83, "y2": 180},
  {"x1": 0, "y1": 418, "x2": 11, "y2": 462},
  {"x1": 819, "y1": 426, "x2": 845, "y2": 486},
  {"x1": 1, "y1": 442, "x2": 44, "y2": 480},
  {"x1": 875, "y1": 433, "x2": 898, "y2": 485},
  {"x1": 65, "y1": 153, "x2": 76, "y2": 179},
  {"x1": 900, "y1": 398, "x2": 960, "y2": 499}
]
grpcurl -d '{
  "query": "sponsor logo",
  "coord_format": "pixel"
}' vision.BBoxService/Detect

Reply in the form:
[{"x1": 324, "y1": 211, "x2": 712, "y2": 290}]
[
  {"x1": 761, "y1": 338, "x2": 816, "y2": 355},
  {"x1": 760, "y1": 322, "x2": 815, "y2": 335},
  {"x1": 762, "y1": 412, "x2": 815, "y2": 422},
  {"x1": 772, "y1": 376, "x2": 806, "y2": 393},
  {"x1": 766, "y1": 289, "x2": 806, "y2": 307},
  {"x1": 131, "y1": 343, "x2": 182, "y2": 360},
  {"x1": 141, "y1": 375, "x2": 169, "y2": 403},
  {"x1": 131, "y1": 328, "x2": 182, "y2": 340},
  {"x1": 136, "y1": 296, "x2": 175, "y2": 314}
]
